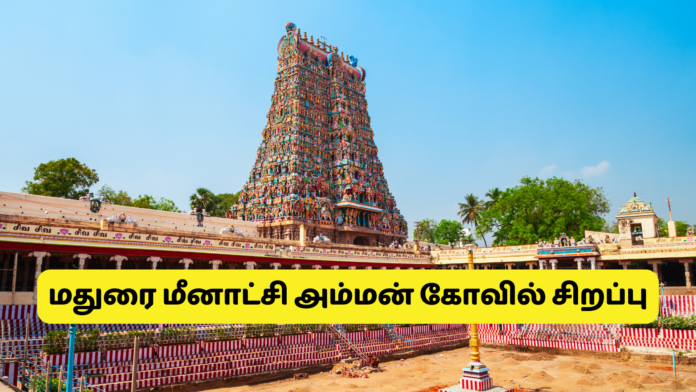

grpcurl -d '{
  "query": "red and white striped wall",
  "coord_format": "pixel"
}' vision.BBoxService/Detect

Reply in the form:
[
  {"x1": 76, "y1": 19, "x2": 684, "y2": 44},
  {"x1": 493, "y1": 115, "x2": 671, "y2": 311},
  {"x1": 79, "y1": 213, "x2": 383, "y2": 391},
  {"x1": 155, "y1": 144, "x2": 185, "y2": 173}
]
[
  {"x1": 1, "y1": 361, "x2": 18, "y2": 387},
  {"x1": 661, "y1": 295, "x2": 696, "y2": 316},
  {"x1": 157, "y1": 344, "x2": 199, "y2": 358},
  {"x1": 44, "y1": 351, "x2": 100, "y2": 366},
  {"x1": 103, "y1": 347, "x2": 154, "y2": 362},
  {"x1": 460, "y1": 376, "x2": 493, "y2": 391},
  {"x1": 0, "y1": 305, "x2": 38, "y2": 320}
]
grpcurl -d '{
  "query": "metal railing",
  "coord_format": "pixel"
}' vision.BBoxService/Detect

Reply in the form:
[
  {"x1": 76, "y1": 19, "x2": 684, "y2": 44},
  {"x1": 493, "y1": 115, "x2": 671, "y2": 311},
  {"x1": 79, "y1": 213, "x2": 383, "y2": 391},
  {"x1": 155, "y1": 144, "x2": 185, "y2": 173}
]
[{"x1": 5, "y1": 347, "x2": 106, "y2": 392}]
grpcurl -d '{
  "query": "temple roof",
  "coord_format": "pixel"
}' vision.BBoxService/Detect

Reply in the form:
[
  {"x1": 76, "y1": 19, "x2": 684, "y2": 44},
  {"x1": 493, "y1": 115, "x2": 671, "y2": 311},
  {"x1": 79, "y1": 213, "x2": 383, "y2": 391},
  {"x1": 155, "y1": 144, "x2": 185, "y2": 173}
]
[{"x1": 617, "y1": 194, "x2": 654, "y2": 215}]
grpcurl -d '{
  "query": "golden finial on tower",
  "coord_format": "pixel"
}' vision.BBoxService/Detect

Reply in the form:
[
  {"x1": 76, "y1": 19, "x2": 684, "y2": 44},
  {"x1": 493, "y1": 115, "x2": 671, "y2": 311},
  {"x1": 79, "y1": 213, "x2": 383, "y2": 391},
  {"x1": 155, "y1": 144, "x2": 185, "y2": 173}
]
[
  {"x1": 298, "y1": 28, "x2": 301, "y2": 37},
  {"x1": 310, "y1": 35, "x2": 314, "y2": 44},
  {"x1": 341, "y1": 51, "x2": 344, "y2": 59},
  {"x1": 303, "y1": 31, "x2": 307, "y2": 40}
]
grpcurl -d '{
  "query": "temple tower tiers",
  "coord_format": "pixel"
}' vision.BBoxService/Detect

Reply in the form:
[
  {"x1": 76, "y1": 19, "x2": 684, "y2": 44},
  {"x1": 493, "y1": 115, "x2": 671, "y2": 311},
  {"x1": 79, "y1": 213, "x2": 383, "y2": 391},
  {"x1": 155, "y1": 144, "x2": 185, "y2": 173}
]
[{"x1": 228, "y1": 23, "x2": 407, "y2": 247}]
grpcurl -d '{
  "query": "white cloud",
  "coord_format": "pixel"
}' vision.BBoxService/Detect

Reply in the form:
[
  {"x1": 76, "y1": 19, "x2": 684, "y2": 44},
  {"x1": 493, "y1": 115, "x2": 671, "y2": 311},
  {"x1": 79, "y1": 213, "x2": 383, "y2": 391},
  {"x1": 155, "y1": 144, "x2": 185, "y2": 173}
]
[
  {"x1": 581, "y1": 161, "x2": 611, "y2": 178},
  {"x1": 539, "y1": 165, "x2": 556, "y2": 177}
]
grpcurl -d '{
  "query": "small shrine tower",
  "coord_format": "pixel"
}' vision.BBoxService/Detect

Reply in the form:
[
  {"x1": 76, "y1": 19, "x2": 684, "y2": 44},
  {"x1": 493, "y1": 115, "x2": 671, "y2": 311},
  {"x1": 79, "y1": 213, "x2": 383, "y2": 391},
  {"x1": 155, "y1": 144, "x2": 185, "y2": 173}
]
[
  {"x1": 616, "y1": 193, "x2": 659, "y2": 246},
  {"x1": 228, "y1": 23, "x2": 407, "y2": 247}
]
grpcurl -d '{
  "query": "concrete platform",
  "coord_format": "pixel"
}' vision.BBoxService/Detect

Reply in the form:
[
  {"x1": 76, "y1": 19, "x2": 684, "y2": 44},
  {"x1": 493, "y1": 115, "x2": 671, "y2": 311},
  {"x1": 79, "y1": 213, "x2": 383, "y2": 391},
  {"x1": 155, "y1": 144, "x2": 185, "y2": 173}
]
[
  {"x1": 438, "y1": 386, "x2": 511, "y2": 392},
  {"x1": 439, "y1": 385, "x2": 512, "y2": 392}
]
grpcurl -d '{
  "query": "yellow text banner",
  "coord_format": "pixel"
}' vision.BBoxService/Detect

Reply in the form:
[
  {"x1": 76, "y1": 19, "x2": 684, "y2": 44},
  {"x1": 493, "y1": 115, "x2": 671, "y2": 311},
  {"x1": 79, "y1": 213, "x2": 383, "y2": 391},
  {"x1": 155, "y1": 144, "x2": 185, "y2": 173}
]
[{"x1": 37, "y1": 270, "x2": 658, "y2": 324}]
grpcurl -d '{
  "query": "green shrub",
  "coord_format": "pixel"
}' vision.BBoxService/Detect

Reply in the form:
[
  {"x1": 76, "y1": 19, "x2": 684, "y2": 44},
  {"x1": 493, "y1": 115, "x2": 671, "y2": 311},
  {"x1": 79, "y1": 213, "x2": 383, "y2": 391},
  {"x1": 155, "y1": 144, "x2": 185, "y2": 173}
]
[
  {"x1": 75, "y1": 329, "x2": 100, "y2": 352},
  {"x1": 43, "y1": 330, "x2": 67, "y2": 355},
  {"x1": 626, "y1": 315, "x2": 696, "y2": 330},
  {"x1": 30, "y1": 373, "x2": 66, "y2": 392}
]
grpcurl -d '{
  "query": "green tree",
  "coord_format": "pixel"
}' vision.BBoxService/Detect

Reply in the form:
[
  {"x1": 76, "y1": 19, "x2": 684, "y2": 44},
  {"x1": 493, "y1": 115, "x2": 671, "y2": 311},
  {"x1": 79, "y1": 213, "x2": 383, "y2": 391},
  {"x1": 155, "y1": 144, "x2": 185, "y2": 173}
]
[
  {"x1": 478, "y1": 176, "x2": 610, "y2": 246},
  {"x1": 484, "y1": 187, "x2": 503, "y2": 210},
  {"x1": 602, "y1": 221, "x2": 619, "y2": 234},
  {"x1": 413, "y1": 219, "x2": 438, "y2": 243},
  {"x1": 189, "y1": 188, "x2": 216, "y2": 213},
  {"x1": 433, "y1": 219, "x2": 466, "y2": 245},
  {"x1": 132, "y1": 195, "x2": 181, "y2": 212},
  {"x1": 22, "y1": 158, "x2": 99, "y2": 199},
  {"x1": 98, "y1": 185, "x2": 133, "y2": 206},
  {"x1": 153, "y1": 198, "x2": 181, "y2": 213},
  {"x1": 657, "y1": 218, "x2": 692, "y2": 237},
  {"x1": 211, "y1": 192, "x2": 241, "y2": 218},
  {"x1": 458, "y1": 194, "x2": 487, "y2": 246}
]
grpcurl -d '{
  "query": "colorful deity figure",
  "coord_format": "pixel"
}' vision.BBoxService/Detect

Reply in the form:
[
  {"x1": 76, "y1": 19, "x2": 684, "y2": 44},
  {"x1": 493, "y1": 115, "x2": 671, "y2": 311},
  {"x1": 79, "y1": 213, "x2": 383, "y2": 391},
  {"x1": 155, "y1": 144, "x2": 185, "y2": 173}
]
[
  {"x1": 559, "y1": 233, "x2": 569, "y2": 247},
  {"x1": 118, "y1": 212, "x2": 127, "y2": 223},
  {"x1": 233, "y1": 23, "x2": 405, "y2": 243},
  {"x1": 89, "y1": 198, "x2": 101, "y2": 214}
]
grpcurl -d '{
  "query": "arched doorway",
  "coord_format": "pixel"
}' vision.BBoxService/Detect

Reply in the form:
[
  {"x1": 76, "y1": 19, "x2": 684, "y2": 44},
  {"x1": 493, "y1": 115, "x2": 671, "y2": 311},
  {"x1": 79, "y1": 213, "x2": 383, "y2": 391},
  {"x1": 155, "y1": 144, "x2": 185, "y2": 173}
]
[{"x1": 353, "y1": 236, "x2": 370, "y2": 246}]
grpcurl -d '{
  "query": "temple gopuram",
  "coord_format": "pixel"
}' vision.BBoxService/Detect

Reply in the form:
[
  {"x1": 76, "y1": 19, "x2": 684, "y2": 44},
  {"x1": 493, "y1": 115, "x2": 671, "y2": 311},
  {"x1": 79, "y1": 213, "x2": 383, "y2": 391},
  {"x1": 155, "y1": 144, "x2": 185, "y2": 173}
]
[{"x1": 227, "y1": 23, "x2": 407, "y2": 247}]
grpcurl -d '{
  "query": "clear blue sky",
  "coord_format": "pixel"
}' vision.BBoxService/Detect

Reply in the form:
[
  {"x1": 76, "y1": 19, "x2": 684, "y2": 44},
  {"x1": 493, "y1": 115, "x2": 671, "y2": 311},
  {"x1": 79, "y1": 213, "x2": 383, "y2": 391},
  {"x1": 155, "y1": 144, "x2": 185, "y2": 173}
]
[{"x1": 2, "y1": 1, "x2": 695, "y2": 237}]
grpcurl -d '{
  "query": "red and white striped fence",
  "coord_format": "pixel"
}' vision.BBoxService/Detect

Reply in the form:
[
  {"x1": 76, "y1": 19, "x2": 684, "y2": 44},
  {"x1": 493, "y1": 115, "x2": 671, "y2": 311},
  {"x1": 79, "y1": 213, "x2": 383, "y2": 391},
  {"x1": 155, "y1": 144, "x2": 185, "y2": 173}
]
[
  {"x1": 43, "y1": 351, "x2": 101, "y2": 366},
  {"x1": 157, "y1": 344, "x2": 199, "y2": 358}
]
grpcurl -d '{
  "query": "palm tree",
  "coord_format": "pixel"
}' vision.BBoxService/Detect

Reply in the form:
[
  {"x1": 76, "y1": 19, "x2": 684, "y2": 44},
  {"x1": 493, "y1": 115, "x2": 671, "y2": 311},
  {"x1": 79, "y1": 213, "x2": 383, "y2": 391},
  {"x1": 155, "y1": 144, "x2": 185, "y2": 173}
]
[
  {"x1": 189, "y1": 187, "x2": 215, "y2": 213},
  {"x1": 484, "y1": 187, "x2": 503, "y2": 210},
  {"x1": 458, "y1": 193, "x2": 487, "y2": 247}
]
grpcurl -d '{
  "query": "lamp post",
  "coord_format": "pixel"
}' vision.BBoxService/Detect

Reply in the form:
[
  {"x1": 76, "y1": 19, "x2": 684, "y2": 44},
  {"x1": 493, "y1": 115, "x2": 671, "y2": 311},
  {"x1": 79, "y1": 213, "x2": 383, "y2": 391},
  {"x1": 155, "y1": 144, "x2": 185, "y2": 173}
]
[
  {"x1": 66, "y1": 325, "x2": 77, "y2": 392},
  {"x1": 440, "y1": 244, "x2": 500, "y2": 392},
  {"x1": 466, "y1": 245, "x2": 480, "y2": 361},
  {"x1": 461, "y1": 243, "x2": 494, "y2": 391}
]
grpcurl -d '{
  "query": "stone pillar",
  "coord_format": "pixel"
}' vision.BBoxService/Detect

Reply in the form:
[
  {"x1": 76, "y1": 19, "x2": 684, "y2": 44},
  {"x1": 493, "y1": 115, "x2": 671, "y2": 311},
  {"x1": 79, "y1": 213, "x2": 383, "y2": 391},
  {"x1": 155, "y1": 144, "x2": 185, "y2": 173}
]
[
  {"x1": 73, "y1": 253, "x2": 91, "y2": 270},
  {"x1": 348, "y1": 266, "x2": 356, "y2": 270},
  {"x1": 648, "y1": 260, "x2": 662, "y2": 281},
  {"x1": 588, "y1": 257, "x2": 596, "y2": 270},
  {"x1": 180, "y1": 259, "x2": 194, "y2": 269},
  {"x1": 380, "y1": 267, "x2": 387, "y2": 270},
  {"x1": 210, "y1": 260, "x2": 223, "y2": 270},
  {"x1": 538, "y1": 260, "x2": 545, "y2": 270},
  {"x1": 408, "y1": 267, "x2": 414, "y2": 270},
  {"x1": 62, "y1": 256, "x2": 71, "y2": 270},
  {"x1": 270, "y1": 263, "x2": 281, "y2": 270},
  {"x1": 505, "y1": 263, "x2": 514, "y2": 270},
  {"x1": 483, "y1": 264, "x2": 491, "y2": 270},
  {"x1": 597, "y1": 262, "x2": 604, "y2": 269},
  {"x1": 620, "y1": 261, "x2": 631, "y2": 270},
  {"x1": 147, "y1": 256, "x2": 162, "y2": 269},
  {"x1": 312, "y1": 265, "x2": 322, "y2": 270},
  {"x1": 549, "y1": 259, "x2": 558, "y2": 270},
  {"x1": 574, "y1": 258, "x2": 583, "y2": 270},
  {"x1": 680, "y1": 259, "x2": 693, "y2": 288},
  {"x1": 330, "y1": 266, "x2": 339, "y2": 270},
  {"x1": 299, "y1": 225, "x2": 306, "y2": 247},
  {"x1": 28, "y1": 251, "x2": 50, "y2": 300},
  {"x1": 243, "y1": 261, "x2": 257, "y2": 270},
  {"x1": 394, "y1": 267, "x2": 401, "y2": 270},
  {"x1": 365, "y1": 266, "x2": 372, "y2": 270},
  {"x1": 291, "y1": 264, "x2": 301, "y2": 270},
  {"x1": 110, "y1": 255, "x2": 127, "y2": 269},
  {"x1": 526, "y1": 261, "x2": 535, "y2": 270}
]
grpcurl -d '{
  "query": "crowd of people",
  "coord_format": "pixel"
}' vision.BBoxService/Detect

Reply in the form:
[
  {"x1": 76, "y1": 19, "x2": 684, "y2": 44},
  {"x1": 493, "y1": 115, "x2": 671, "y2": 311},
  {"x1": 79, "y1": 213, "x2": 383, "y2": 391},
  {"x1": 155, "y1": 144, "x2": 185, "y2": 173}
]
[
  {"x1": 538, "y1": 233, "x2": 618, "y2": 247},
  {"x1": 388, "y1": 240, "x2": 403, "y2": 249}
]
